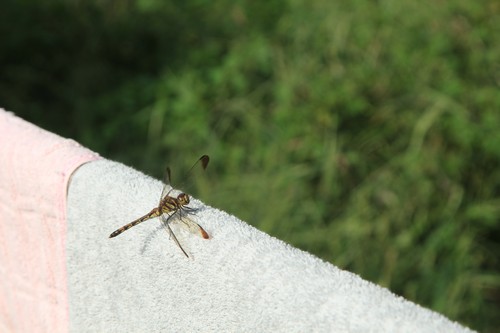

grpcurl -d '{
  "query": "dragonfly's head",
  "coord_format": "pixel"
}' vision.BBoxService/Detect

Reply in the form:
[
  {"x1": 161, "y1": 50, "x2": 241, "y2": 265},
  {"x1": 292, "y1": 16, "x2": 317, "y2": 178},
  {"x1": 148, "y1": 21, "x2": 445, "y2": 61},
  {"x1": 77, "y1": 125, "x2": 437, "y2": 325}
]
[{"x1": 177, "y1": 193, "x2": 190, "y2": 206}]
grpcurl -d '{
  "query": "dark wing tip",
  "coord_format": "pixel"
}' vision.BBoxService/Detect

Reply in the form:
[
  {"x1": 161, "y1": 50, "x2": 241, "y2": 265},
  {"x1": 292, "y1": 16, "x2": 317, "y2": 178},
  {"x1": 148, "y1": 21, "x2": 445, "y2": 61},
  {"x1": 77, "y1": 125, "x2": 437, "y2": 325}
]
[
  {"x1": 200, "y1": 155, "x2": 210, "y2": 169},
  {"x1": 201, "y1": 229, "x2": 210, "y2": 239}
]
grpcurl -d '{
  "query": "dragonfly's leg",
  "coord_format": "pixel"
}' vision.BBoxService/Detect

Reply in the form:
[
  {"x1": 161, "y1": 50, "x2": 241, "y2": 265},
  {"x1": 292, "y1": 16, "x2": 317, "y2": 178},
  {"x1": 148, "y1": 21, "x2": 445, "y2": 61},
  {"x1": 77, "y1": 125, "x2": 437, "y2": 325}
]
[
  {"x1": 183, "y1": 206, "x2": 198, "y2": 214},
  {"x1": 166, "y1": 223, "x2": 189, "y2": 258}
]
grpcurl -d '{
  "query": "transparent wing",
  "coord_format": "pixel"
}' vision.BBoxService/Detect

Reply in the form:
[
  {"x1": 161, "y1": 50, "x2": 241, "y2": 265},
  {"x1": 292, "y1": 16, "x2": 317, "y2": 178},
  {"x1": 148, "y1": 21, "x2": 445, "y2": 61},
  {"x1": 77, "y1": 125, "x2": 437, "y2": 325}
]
[
  {"x1": 183, "y1": 155, "x2": 210, "y2": 188},
  {"x1": 171, "y1": 210, "x2": 209, "y2": 239},
  {"x1": 159, "y1": 167, "x2": 173, "y2": 204},
  {"x1": 160, "y1": 155, "x2": 209, "y2": 202}
]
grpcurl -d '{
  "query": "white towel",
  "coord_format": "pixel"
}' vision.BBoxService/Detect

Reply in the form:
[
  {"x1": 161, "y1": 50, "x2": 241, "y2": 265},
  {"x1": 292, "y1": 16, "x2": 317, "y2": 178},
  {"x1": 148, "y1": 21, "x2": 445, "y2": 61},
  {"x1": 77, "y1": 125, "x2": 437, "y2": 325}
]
[{"x1": 67, "y1": 159, "x2": 475, "y2": 333}]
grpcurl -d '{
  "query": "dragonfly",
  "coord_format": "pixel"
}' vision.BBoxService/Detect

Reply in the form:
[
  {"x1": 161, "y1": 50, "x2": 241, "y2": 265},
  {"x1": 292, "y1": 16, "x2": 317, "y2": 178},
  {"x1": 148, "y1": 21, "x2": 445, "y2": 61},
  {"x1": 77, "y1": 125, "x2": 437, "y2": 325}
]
[{"x1": 109, "y1": 155, "x2": 210, "y2": 257}]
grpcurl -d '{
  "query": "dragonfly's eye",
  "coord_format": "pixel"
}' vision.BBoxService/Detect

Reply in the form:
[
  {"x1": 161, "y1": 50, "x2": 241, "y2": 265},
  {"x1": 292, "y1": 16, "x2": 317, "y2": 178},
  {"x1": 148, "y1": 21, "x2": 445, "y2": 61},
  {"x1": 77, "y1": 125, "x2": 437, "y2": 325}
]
[{"x1": 178, "y1": 193, "x2": 189, "y2": 205}]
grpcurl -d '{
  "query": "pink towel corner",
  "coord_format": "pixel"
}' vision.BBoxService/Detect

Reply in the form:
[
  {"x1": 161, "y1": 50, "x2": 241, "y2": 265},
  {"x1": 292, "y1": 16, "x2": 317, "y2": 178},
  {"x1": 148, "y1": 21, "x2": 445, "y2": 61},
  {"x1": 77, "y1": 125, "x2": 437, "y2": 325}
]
[{"x1": 0, "y1": 109, "x2": 100, "y2": 332}]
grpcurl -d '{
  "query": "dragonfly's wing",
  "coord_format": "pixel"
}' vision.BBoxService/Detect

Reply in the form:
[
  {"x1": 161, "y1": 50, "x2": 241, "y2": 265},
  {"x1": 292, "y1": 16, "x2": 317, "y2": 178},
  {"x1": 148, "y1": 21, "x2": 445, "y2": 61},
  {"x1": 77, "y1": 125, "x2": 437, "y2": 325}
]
[
  {"x1": 159, "y1": 155, "x2": 208, "y2": 202},
  {"x1": 171, "y1": 210, "x2": 209, "y2": 239},
  {"x1": 160, "y1": 213, "x2": 189, "y2": 258},
  {"x1": 187, "y1": 155, "x2": 210, "y2": 177},
  {"x1": 159, "y1": 167, "x2": 173, "y2": 203},
  {"x1": 167, "y1": 155, "x2": 210, "y2": 195}
]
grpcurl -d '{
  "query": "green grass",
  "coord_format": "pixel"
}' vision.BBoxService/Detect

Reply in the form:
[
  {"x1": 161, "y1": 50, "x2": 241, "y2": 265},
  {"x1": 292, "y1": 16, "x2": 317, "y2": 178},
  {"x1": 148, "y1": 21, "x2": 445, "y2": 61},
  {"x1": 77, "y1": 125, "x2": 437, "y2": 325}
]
[{"x1": 1, "y1": 0, "x2": 499, "y2": 331}]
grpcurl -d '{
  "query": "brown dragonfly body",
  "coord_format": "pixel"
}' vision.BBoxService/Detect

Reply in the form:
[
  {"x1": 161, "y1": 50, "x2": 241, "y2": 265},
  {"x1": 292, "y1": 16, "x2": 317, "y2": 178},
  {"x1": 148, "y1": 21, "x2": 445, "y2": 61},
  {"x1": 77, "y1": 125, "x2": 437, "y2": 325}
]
[{"x1": 109, "y1": 155, "x2": 210, "y2": 257}]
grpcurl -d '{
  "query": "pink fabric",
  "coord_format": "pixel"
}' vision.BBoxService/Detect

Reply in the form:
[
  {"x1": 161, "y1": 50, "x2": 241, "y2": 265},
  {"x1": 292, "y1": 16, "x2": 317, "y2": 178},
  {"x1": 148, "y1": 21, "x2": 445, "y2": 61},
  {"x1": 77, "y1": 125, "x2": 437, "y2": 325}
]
[{"x1": 0, "y1": 109, "x2": 100, "y2": 333}]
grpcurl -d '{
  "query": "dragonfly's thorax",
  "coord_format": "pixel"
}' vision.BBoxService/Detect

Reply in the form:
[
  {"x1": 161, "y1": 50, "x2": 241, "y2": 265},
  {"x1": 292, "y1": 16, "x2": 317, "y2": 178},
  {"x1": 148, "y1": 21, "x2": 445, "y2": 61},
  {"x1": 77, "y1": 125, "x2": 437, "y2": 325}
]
[
  {"x1": 160, "y1": 195, "x2": 184, "y2": 213},
  {"x1": 178, "y1": 193, "x2": 190, "y2": 206}
]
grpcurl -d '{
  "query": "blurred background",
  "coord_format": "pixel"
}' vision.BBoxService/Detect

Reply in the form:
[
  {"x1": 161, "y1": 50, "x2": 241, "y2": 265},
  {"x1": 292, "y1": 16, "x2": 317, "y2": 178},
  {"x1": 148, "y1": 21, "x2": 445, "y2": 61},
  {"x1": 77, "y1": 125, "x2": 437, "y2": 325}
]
[{"x1": 1, "y1": 0, "x2": 499, "y2": 331}]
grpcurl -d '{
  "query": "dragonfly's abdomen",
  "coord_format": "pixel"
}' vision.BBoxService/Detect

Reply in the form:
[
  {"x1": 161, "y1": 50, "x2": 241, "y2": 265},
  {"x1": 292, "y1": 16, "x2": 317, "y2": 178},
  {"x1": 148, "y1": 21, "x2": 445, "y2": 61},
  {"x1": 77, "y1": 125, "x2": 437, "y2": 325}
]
[{"x1": 109, "y1": 207, "x2": 161, "y2": 238}]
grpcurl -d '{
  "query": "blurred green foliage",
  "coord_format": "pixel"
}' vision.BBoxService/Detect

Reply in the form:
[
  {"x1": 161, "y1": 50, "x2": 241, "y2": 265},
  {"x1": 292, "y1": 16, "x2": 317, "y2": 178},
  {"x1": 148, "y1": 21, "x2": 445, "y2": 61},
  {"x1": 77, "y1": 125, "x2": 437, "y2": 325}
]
[{"x1": 1, "y1": 0, "x2": 499, "y2": 331}]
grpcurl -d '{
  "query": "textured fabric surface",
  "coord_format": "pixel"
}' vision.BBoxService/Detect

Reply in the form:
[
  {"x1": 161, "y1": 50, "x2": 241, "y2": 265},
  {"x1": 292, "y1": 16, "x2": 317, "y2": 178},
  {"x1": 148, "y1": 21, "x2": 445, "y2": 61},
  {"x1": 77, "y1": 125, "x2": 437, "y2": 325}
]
[
  {"x1": 0, "y1": 109, "x2": 100, "y2": 333},
  {"x1": 67, "y1": 159, "x2": 475, "y2": 333}
]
